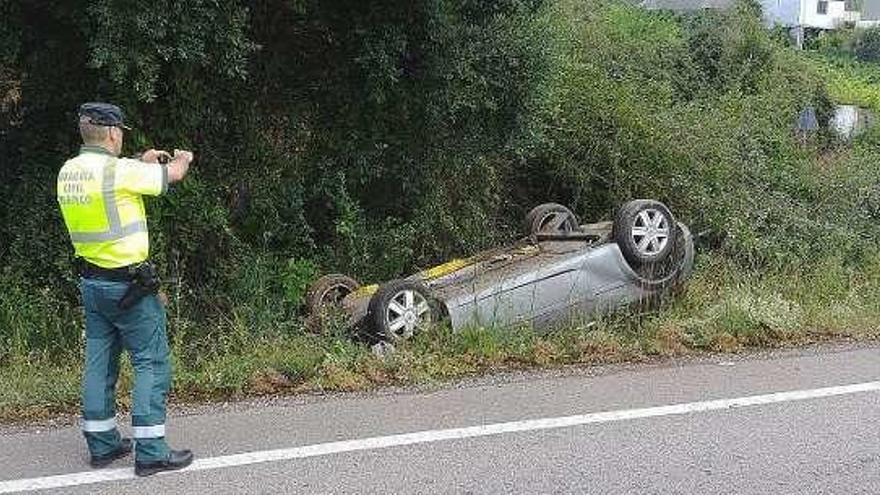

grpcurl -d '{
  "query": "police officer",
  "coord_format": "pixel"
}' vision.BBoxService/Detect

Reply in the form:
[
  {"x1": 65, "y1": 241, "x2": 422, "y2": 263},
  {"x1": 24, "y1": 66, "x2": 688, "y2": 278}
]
[{"x1": 57, "y1": 102, "x2": 194, "y2": 476}]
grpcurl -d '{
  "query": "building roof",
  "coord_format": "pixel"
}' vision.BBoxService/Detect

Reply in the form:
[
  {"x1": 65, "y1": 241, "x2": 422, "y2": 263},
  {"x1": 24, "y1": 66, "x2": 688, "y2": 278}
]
[{"x1": 641, "y1": 0, "x2": 735, "y2": 9}]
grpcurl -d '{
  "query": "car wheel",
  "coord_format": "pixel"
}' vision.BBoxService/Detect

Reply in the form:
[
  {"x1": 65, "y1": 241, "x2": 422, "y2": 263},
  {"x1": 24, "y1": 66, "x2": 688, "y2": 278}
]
[
  {"x1": 613, "y1": 200, "x2": 677, "y2": 268},
  {"x1": 633, "y1": 222, "x2": 694, "y2": 290},
  {"x1": 525, "y1": 203, "x2": 580, "y2": 236},
  {"x1": 368, "y1": 280, "x2": 436, "y2": 342},
  {"x1": 306, "y1": 274, "x2": 361, "y2": 316}
]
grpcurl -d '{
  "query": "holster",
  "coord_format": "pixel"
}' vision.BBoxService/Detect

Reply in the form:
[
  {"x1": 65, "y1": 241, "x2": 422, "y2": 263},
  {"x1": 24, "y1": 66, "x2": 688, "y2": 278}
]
[{"x1": 118, "y1": 262, "x2": 161, "y2": 310}]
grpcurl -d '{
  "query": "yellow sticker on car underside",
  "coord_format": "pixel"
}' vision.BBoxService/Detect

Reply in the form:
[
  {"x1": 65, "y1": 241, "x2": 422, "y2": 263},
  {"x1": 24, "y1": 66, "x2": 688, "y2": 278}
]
[
  {"x1": 421, "y1": 258, "x2": 471, "y2": 280},
  {"x1": 352, "y1": 284, "x2": 379, "y2": 297}
]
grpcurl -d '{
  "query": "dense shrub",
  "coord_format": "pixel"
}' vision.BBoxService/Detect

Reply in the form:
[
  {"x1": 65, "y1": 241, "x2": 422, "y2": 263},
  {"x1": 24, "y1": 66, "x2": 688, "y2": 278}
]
[
  {"x1": 813, "y1": 25, "x2": 880, "y2": 64},
  {"x1": 1, "y1": 0, "x2": 878, "y2": 360},
  {"x1": 854, "y1": 27, "x2": 880, "y2": 62}
]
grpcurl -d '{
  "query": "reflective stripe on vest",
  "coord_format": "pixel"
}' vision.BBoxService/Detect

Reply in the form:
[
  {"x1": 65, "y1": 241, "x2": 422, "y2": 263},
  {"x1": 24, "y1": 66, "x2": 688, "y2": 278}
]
[
  {"x1": 68, "y1": 220, "x2": 147, "y2": 243},
  {"x1": 65, "y1": 158, "x2": 147, "y2": 243}
]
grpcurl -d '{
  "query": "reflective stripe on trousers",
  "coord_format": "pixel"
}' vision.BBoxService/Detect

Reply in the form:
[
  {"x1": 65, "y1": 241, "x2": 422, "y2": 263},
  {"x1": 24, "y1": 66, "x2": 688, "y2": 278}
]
[
  {"x1": 133, "y1": 425, "x2": 166, "y2": 439},
  {"x1": 82, "y1": 417, "x2": 117, "y2": 433}
]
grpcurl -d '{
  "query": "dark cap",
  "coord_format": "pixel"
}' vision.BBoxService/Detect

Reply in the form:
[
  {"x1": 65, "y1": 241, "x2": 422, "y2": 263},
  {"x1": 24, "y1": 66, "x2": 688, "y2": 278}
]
[{"x1": 78, "y1": 102, "x2": 131, "y2": 130}]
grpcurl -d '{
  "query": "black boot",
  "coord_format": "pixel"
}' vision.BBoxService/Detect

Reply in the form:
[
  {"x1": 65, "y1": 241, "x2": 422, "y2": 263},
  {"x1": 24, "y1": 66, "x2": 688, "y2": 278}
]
[
  {"x1": 135, "y1": 450, "x2": 194, "y2": 477},
  {"x1": 90, "y1": 438, "x2": 133, "y2": 468}
]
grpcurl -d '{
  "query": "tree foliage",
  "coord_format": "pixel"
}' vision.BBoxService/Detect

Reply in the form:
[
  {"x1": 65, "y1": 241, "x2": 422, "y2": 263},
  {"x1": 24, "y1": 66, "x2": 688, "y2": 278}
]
[{"x1": 1, "y1": 0, "x2": 877, "y2": 360}]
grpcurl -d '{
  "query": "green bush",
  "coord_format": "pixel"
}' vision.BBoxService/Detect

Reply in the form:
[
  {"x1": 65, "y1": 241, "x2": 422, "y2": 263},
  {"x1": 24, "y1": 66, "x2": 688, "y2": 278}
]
[
  {"x1": 281, "y1": 258, "x2": 319, "y2": 307},
  {"x1": 1, "y1": 0, "x2": 878, "y2": 363},
  {"x1": 855, "y1": 27, "x2": 880, "y2": 62},
  {"x1": 0, "y1": 269, "x2": 82, "y2": 361}
]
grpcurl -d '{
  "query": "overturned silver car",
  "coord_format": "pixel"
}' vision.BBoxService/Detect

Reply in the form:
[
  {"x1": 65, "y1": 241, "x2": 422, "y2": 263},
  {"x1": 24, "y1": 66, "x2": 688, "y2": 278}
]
[{"x1": 306, "y1": 200, "x2": 695, "y2": 342}]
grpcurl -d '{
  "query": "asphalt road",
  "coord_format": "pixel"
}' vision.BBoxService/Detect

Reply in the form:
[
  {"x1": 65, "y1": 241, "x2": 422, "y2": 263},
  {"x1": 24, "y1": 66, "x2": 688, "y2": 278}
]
[{"x1": 1, "y1": 342, "x2": 878, "y2": 494}]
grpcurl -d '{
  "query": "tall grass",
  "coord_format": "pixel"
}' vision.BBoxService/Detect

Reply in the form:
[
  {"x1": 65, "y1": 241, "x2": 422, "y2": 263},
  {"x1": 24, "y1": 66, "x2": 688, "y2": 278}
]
[
  {"x1": 3, "y1": 253, "x2": 878, "y2": 422},
  {"x1": 0, "y1": 270, "x2": 82, "y2": 362}
]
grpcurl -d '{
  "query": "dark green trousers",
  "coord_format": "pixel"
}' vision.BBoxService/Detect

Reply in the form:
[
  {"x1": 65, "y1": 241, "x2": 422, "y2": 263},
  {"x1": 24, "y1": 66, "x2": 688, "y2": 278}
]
[{"x1": 80, "y1": 278, "x2": 171, "y2": 462}]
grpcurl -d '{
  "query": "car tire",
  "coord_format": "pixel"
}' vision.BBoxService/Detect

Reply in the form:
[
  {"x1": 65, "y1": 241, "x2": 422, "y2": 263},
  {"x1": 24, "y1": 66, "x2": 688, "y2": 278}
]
[
  {"x1": 525, "y1": 203, "x2": 580, "y2": 236},
  {"x1": 613, "y1": 199, "x2": 677, "y2": 269},
  {"x1": 305, "y1": 274, "x2": 361, "y2": 316},
  {"x1": 633, "y1": 221, "x2": 694, "y2": 290},
  {"x1": 367, "y1": 279, "x2": 437, "y2": 342}
]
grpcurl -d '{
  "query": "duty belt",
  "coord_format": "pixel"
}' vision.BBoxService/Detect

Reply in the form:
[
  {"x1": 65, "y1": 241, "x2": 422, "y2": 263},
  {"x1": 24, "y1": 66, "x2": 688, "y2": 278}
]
[{"x1": 78, "y1": 260, "x2": 137, "y2": 282}]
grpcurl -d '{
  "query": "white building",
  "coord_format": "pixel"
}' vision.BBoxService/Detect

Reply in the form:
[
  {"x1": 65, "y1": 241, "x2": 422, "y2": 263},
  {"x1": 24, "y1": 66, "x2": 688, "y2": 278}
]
[
  {"x1": 642, "y1": 0, "x2": 862, "y2": 28},
  {"x1": 642, "y1": 0, "x2": 865, "y2": 47},
  {"x1": 762, "y1": 0, "x2": 861, "y2": 30}
]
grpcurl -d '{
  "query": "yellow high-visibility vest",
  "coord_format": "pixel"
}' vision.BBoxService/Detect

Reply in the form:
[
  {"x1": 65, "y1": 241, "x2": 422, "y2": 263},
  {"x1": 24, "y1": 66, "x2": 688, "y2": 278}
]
[{"x1": 57, "y1": 145, "x2": 167, "y2": 268}]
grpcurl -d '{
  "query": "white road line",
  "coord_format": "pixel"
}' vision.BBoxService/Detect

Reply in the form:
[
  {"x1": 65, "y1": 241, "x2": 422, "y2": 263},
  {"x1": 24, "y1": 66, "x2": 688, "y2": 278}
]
[{"x1": 2, "y1": 380, "x2": 879, "y2": 493}]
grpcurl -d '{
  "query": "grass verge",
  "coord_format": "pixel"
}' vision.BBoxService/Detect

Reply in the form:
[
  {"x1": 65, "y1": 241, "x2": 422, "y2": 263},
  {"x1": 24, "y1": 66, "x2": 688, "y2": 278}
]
[{"x1": 2, "y1": 254, "x2": 878, "y2": 424}]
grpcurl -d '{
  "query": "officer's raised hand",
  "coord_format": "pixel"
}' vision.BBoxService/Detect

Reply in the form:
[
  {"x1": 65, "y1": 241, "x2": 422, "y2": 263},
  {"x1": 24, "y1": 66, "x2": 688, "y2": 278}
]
[
  {"x1": 167, "y1": 149, "x2": 193, "y2": 183},
  {"x1": 140, "y1": 149, "x2": 172, "y2": 164}
]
